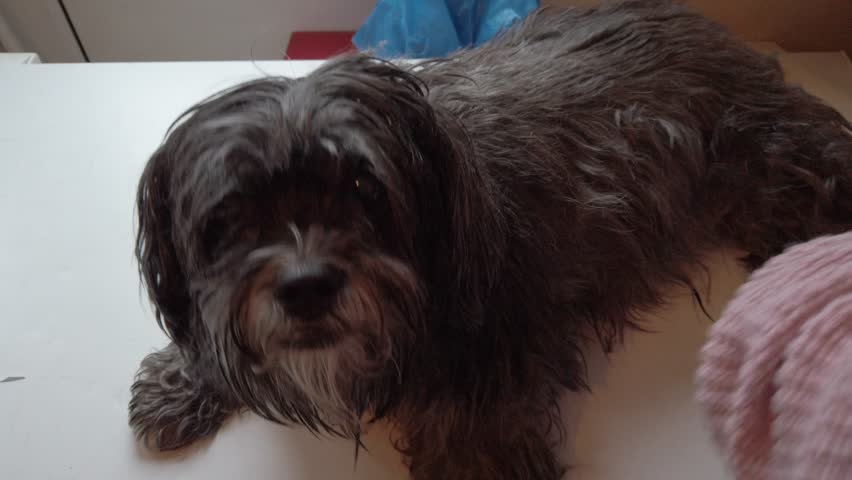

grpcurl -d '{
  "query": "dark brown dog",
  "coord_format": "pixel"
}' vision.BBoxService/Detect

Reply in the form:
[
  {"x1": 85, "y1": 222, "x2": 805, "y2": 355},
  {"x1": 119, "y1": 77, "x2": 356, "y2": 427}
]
[{"x1": 129, "y1": 1, "x2": 852, "y2": 478}]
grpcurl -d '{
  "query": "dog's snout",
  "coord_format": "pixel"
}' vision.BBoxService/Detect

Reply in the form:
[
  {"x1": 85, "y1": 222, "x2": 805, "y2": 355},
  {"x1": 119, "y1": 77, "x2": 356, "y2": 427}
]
[{"x1": 275, "y1": 261, "x2": 345, "y2": 317}]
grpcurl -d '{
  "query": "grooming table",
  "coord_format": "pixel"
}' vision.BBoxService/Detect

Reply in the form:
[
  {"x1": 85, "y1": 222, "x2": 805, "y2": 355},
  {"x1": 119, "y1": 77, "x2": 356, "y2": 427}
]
[{"x1": 1, "y1": 51, "x2": 849, "y2": 479}]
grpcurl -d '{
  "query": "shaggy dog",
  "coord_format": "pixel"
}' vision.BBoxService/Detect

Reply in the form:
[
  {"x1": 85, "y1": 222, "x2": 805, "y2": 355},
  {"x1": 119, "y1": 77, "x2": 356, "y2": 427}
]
[{"x1": 129, "y1": 1, "x2": 852, "y2": 478}]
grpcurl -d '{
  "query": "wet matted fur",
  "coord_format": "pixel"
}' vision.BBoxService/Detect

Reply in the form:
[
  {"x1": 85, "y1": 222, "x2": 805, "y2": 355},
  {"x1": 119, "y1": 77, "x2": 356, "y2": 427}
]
[{"x1": 128, "y1": 1, "x2": 852, "y2": 478}]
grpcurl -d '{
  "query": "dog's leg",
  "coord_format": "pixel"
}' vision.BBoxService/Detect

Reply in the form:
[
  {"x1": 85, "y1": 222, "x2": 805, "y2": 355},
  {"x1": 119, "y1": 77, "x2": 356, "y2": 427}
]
[
  {"x1": 717, "y1": 97, "x2": 852, "y2": 269},
  {"x1": 129, "y1": 342, "x2": 240, "y2": 451}
]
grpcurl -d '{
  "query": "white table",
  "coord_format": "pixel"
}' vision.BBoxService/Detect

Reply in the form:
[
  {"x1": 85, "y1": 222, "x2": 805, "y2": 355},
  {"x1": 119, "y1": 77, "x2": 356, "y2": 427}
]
[{"x1": 1, "y1": 54, "x2": 849, "y2": 479}]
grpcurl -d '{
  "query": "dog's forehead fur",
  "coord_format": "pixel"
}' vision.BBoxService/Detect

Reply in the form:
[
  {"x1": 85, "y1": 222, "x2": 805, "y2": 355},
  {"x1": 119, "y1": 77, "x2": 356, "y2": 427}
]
[{"x1": 163, "y1": 66, "x2": 400, "y2": 216}]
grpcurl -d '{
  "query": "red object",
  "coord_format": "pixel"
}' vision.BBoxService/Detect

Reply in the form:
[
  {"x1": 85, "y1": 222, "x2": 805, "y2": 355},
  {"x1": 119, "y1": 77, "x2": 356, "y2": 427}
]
[{"x1": 285, "y1": 31, "x2": 356, "y2": 60}]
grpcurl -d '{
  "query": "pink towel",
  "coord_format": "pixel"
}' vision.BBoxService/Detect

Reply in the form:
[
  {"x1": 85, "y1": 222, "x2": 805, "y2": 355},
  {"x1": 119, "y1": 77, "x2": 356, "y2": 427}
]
[{"x1": 696, "y1": 231, "x2": 852, "y2": 479}]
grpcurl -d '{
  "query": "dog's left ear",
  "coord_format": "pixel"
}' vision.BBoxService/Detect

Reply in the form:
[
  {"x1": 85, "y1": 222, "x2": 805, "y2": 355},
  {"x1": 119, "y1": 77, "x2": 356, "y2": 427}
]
[
  {"x1": 423, "y1": 110, "x2": 509, "y2": 330},
  {"x1": 316, "y1": 55, "x2": 509, "y2": 329},
  {"x1": 336, "y1": 60, "x2": 513, "y2": 330},
  {"x1": 359, "y1": 57, "x2": 510, "y2": 330}
]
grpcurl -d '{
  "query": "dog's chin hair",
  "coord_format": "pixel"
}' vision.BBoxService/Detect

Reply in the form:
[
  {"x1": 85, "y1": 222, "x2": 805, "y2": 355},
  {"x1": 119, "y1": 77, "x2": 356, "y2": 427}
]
[
  {"x1": 265, "y1": 344, "x2": 362, "y2": 437},
  {"x1": 225, "y1": 263, "x2": 413, "y2": 438},
  {"x1": 233, "y1": 289, "x2": 361, "y2": 436}
]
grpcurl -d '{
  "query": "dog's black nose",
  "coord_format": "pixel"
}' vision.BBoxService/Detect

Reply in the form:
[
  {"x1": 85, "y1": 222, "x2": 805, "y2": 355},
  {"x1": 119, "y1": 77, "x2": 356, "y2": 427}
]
[{"x1": 275, "y1": 262, "x2": 345, "y2": 318}]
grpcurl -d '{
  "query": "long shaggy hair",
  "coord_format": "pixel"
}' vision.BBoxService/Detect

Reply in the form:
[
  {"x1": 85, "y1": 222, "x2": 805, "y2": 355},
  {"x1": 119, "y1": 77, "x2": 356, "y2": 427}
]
[{"x1": 128, "y1": 1, "x2": 852, "y2": 478}]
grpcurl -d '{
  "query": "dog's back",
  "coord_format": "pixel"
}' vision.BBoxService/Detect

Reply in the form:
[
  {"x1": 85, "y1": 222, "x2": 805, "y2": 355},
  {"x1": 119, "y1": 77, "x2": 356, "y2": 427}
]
[{"x1": 418, "y1": 0, "x2": 852, "y2": 334}]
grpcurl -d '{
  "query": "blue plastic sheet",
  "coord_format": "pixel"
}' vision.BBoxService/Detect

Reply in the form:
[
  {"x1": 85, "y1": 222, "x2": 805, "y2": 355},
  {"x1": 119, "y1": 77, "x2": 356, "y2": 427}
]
[{"x1": 353, "y1": 0, "x2": 539, "y2": 58}]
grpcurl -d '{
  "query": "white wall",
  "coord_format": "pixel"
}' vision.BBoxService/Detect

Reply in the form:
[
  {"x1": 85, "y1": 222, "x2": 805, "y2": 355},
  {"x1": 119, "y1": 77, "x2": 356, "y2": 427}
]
[
  {"x1": 0, "y1": 0, "x2": 84, "y2": 62},
  {"x1": 63, "y1": 0, "x2": 376, "y2": 62}
]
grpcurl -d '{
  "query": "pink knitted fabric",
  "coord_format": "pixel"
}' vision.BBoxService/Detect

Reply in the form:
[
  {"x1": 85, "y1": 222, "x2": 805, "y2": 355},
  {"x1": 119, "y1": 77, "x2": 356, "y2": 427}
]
[{"x1": 696, "y1": 231, "x2": 852, "y2": 479}]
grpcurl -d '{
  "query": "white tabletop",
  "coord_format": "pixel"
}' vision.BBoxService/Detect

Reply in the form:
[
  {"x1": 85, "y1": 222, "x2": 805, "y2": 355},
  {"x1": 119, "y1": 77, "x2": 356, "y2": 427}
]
[{"x1": 0, "y1": 55, "x2": 848, "y2": 479}]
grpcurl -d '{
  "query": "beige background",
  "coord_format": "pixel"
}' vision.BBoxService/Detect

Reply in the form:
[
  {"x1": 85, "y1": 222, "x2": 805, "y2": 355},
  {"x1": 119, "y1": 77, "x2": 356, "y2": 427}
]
[{"x1": 546, "y1": 0, "x2": 852, "y2": 53}]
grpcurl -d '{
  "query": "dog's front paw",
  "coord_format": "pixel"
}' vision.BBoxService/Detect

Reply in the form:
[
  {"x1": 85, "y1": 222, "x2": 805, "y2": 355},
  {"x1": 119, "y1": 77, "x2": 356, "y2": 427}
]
[{"x1": 129, "y1": 343, "x2": 236, "y2": 451}]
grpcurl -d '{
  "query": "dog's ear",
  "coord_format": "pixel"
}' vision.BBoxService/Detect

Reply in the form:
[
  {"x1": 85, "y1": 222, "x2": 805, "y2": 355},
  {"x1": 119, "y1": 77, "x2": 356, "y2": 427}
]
[
  {"x1": 426, "y1": 113, "x2": 509, "y2": 330},
  {"x1": 324, "y1": 56, "x2": 510, "y2": 329},
  {"x1": 136, "y1": 144, "x2": 193, "y2": 345}
]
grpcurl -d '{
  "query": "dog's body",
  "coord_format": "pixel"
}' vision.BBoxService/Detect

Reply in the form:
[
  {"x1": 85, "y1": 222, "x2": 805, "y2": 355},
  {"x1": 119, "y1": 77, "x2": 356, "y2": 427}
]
[{"x1": 129, "y1": 1, "x2": 852, "y2": 479}]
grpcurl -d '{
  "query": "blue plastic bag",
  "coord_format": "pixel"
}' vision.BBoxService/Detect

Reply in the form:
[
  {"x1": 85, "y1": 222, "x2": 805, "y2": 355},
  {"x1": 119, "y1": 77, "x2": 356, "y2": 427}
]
[{"x1": 353, "y1": 0, "x2": 539, "y2": 58}]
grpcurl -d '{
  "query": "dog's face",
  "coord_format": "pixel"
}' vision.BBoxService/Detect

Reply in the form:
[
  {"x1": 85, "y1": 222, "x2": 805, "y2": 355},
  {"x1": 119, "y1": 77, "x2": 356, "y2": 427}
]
[{"x1": 135, "y1": 56, "x2": 504, "y2": 438}]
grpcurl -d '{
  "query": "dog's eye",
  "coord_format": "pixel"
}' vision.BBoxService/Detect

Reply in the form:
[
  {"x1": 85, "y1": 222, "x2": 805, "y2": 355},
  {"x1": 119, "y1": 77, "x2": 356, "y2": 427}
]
[
  {"x1": 353, "y1": 172, "x2": 384, "y2": 203},
  {"x1": 203, "y1": 219, "x2": 260, "y2": 260},
  {"x1": 201, "y1": 197, "x2": 258, "y2": 259},
  {"x1": 202, "y1": 217, "x2": 235, "y2": 257}
]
